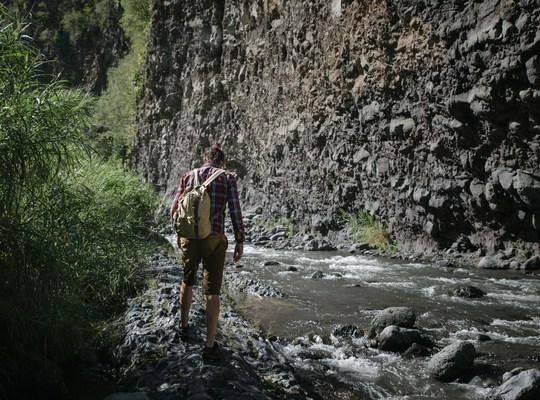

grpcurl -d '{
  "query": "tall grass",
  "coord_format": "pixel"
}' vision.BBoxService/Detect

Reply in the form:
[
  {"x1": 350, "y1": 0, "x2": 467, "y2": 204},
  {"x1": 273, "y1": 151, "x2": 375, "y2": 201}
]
[
  {"x1": 0, "y1": 4, "x2": 160, "y2": 369},
  {"x1": 339, "y1": 209, "x2": 397, "y2": 252}
]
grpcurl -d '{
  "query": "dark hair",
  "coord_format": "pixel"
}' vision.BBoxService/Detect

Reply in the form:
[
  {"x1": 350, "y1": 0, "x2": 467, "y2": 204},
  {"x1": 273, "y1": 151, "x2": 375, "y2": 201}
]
[{"x1": 204, "y1": 143, "x2": 225, "y2": 165}]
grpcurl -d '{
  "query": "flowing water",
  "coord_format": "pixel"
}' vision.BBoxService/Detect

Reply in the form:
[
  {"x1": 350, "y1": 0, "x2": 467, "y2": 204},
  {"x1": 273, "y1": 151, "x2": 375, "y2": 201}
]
[{"x1": 227, "y1": 245, "x2": 540, "y2": 399}]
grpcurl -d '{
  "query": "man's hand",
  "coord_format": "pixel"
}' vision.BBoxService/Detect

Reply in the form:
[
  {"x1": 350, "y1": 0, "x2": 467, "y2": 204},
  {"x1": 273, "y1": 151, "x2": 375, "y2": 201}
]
[{"x1": 233, "y1": 243, "x2": 243, "y2": 262}]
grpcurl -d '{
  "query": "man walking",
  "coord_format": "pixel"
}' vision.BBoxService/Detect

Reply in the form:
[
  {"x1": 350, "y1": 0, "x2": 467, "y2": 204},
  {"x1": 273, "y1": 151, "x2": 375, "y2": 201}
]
[{"x1": 170, "y1": 144, "x2": 244, "y2": 361}]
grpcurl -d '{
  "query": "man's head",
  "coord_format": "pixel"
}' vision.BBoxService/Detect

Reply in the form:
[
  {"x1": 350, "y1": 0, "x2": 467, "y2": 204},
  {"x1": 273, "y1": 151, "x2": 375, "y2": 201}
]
[{"x1": 204, "y1": 144, "x2": 225, "y2": 167}]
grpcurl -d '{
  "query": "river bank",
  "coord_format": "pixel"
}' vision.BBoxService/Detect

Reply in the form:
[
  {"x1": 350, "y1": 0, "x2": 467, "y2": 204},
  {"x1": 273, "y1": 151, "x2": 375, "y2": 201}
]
[
  {"x1": 93, "y1": 217, "x2": 539, "y2": 400},
  {"x1": 93, "y1": 250, "x2": 317, "y2": 400}
]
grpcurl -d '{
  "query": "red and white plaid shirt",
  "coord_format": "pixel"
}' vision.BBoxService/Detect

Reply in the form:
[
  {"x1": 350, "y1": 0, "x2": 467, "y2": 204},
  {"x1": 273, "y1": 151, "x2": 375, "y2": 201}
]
[{"x1": 171, "y1": 163, "x2": 245, "y2": 242}]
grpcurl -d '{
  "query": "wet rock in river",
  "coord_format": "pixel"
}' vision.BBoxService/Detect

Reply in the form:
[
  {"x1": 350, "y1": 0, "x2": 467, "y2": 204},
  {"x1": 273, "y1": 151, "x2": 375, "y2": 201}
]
[
  {"x1": 377, "y1": 326, "x2": 433, "y2": 352},
  {"x1": 502, "y1": 367, "x2": 526, "y2": 383},
  {"x1": 349, "y1": 243, "x2": 371, "y2": 253},
  {"x1": 427, "y1": 341, "x2": 476, "y2": 382},
  {"x1": 488, "y1": 368, "x2": 540, "y2": 400},
  {"x1": 520, "y1": 255, "x2": 540, "y2": 271},
  {"x1": 477, "y1": 334, "x2": 492, "y2": 342},
  {"x1": 264, "y1": 261, "x2": 280, "y2": 266},
  {"x1": 449, "y1": 285, "x2": 486, "y2": 299},
  {"x1": 304, "y1": 239, "x2": 336, "y2": 251},
  {"x1": 371, "y1": 307, "x2": 417, "y2": 334},
  {"x1": 333, "y1": 324, "x2": 362, "y2": 338},
  {"x1": 311, "y1": 271, "x2": 324, "y2": 279},
  {"x1": 403, "y1": 343, "x2": 432, "y2": 358},
  {"x1": 297, "y1": 348, "x2": 334, "y2": 361}
]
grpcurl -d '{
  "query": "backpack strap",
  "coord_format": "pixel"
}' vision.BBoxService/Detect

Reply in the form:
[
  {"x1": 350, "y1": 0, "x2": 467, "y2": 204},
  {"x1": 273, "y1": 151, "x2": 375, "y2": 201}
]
[
  {"x1": 192, "y1": 169, "x2": 201, "y2": 186},
  {"x1": 202, "y1": 169, "x2": 225, "y2": 187}
]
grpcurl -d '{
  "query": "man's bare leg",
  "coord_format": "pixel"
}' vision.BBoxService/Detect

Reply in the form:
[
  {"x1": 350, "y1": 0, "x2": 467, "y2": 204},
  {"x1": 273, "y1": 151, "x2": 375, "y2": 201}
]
[
  {"x1": 179, "y1": 282, "x2": 192, "y2": 329},
  {"x1": 205, "y1": 294, "x2": 220, "y2": 348}
]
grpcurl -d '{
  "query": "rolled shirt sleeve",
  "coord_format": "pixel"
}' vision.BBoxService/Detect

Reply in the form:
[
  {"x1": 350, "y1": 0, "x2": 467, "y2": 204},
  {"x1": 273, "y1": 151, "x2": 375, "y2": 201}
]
[{"x1": 226, "y1": 173, "x2": 245, "y2": 243}]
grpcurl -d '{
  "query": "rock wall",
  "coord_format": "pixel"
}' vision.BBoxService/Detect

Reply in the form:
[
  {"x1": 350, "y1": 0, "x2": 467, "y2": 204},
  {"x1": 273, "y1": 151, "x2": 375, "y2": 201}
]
[{"x1": 133, "y1": 0, "x2": 540, "y2": 256}]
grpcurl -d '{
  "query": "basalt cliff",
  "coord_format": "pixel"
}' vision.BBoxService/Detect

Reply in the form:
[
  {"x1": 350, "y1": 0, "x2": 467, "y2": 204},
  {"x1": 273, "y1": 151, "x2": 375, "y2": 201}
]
[{"x1": 132, "y1": 0, "x2": 540, "y2": 256}]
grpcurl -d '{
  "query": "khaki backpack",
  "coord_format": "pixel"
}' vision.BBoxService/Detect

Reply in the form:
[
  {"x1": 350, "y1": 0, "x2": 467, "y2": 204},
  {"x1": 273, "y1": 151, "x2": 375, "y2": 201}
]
[{"x1": 173, "y1": 168, "x2": 225, "y2": 239}]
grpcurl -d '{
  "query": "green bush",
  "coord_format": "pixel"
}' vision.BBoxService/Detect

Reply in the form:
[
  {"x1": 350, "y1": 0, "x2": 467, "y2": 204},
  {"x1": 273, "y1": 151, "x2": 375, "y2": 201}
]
[
  {"x1": 0, "y1": 5, "x2": 160, "y2": 364},
  {"x1": 339, "y1": 209, "x2": 397, "y2": 252},
  {"x1": 62, "y1": 159, "x2": 160, "y2": 316}
]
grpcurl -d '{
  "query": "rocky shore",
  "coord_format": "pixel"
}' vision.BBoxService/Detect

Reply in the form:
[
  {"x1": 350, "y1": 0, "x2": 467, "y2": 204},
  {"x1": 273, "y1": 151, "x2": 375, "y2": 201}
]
[
  {"x1": 241, "y1": 211, "x2": 540, "y2": 273},
  {"x1": 98, "y1": 251, "x2": 314, "y2": 400}
]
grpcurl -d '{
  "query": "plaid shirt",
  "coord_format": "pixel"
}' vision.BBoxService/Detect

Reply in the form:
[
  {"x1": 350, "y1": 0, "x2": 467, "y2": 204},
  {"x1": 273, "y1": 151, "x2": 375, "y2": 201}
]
[{"x1": 171, "y1": 163, "x2": 245, "y2": 242}]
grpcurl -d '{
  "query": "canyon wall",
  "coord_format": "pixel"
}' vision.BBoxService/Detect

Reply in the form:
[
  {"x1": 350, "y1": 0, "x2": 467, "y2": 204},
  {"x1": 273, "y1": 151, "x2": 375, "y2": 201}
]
[{"x1": 133, "y1": 0, "x2": 540, "y2": 256}]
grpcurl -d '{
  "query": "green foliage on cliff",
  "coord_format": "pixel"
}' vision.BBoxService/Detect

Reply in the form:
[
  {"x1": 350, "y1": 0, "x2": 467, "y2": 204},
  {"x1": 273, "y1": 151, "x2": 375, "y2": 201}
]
[
  {"x1": 339, "y1": 209, "x2": 397, "y2": 252},
  {"x1": 256, "y1": 215, "x2": 297, "y2": 238},
  {"x1": 0, "y1": 5, "x2": 159, "y2": 365},
  {"x1": 91, "y1": 0, "x2": 151, "y2": 160}
]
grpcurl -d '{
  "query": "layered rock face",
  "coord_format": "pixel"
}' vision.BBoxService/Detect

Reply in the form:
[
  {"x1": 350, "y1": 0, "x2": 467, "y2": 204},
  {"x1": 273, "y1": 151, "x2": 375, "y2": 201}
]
[{"x1": 133, "y1": 0, "x2": 540, "y2": 255}]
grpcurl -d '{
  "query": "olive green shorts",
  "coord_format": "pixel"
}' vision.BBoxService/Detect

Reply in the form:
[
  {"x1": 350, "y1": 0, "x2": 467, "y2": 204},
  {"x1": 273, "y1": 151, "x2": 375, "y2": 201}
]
[{"x1": 178, "y1": 234, "x2": 228, "y2": 295}]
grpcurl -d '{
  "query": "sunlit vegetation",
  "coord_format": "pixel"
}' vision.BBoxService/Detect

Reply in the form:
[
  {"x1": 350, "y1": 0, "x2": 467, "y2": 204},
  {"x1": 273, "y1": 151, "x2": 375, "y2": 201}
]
[
  {"x1": 339, "y1": 209, "x2": 398, "y2": 252},
  {"x1": 90, "y1": 0, "x2": 151, "y2": 160},
  {"x1": 0, "y1": 4, "x2": 159, "y2": 369}
]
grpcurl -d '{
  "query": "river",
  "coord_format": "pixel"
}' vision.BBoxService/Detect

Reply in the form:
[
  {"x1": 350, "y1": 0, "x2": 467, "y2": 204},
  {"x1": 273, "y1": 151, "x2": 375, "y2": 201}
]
[{"x1": 226, "y1": 244, "x2": 540, "y2": 399}]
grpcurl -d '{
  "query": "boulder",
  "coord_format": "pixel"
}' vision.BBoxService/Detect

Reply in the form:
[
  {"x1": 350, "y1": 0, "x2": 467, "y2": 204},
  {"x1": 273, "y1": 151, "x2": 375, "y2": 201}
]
[
  {"x1": 304, "y1": 239, "x2": 336, "y2": 251},
  {"x1": 371, "y1": 307, "x2": 416, "y2": 333},
  {"x1": 520, "y1": 256, "x2": 540, "y2": 271},
  {"x1": 427, "y1": 341, "x2": 476, "y2": 382},
  {"x1": 477, "y1": 256, "x2": 508, "y2": 270},
  {"x1": 377, "y1": 325, "x2": 432, "y2": 352},
  {"x1": 349, "y1": 242, "x2": 371, "y2": 253},
  {"x1": 488, "y1": 369, "x2": 540, "y2": 400},
  {"x1": 270, "y1": 232, "x2": 288, "y2": 241}
]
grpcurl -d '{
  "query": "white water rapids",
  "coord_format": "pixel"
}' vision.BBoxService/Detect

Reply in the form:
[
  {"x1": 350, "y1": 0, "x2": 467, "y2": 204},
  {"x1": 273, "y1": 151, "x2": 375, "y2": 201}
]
[{"x1": 226, "y1": 244, "x2": 540, "y2": 399}]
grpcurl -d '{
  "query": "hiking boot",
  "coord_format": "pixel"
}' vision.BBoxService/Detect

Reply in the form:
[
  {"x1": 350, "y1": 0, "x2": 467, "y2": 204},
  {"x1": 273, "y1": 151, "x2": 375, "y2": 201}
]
[
  {"x1": 202, "y1": 342, "x2": 224, "y2": 361},
  {"x1": 176, "y1": 323, "x2": 190, "y2": 342}
]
